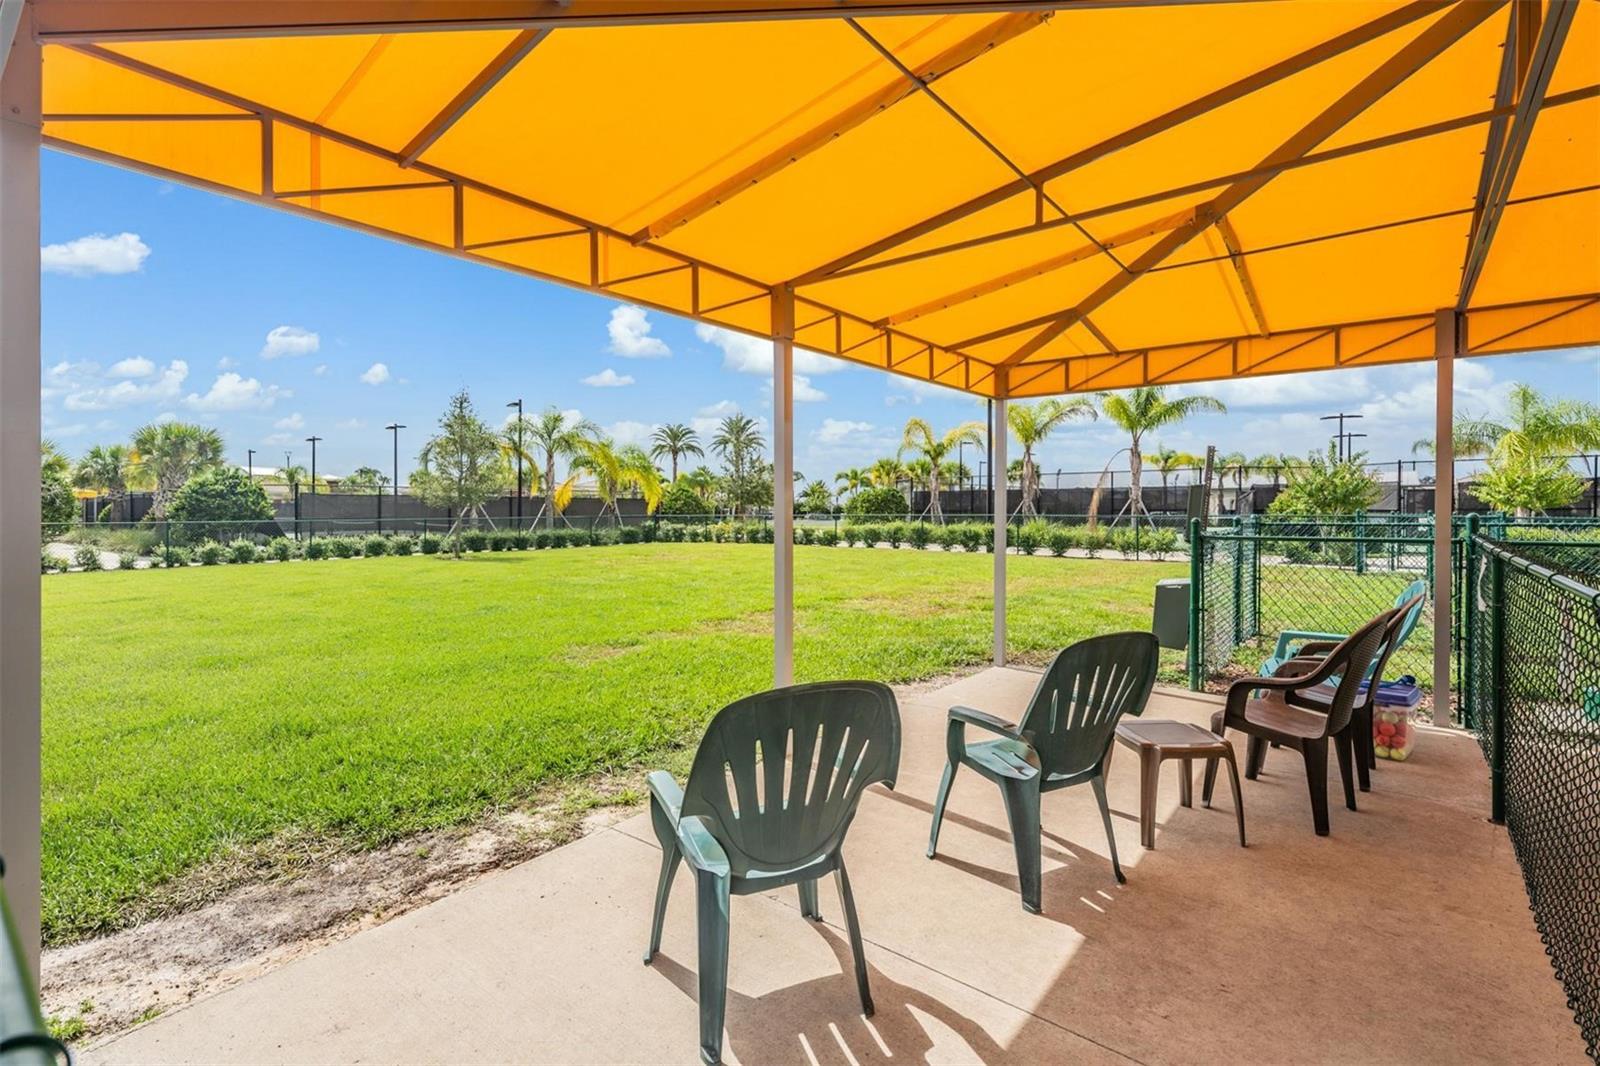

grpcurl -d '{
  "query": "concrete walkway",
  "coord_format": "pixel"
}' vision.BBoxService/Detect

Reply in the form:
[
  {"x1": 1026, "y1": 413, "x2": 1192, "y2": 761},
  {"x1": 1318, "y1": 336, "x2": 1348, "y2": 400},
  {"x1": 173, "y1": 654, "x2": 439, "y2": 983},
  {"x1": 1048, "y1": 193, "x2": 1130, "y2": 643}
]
[{"x1": 91, "y1": 670, "x2": 1585, "y2": 1064}]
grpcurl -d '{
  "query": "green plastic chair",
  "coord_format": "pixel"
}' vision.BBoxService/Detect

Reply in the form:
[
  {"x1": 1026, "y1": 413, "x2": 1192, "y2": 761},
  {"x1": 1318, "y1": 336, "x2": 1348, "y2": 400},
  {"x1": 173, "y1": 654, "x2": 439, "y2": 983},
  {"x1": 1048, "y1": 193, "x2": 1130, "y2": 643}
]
[
  {"x1": 644, "y1": 681, "x2": 901, "y2": 1065},
  {"x1": 927, "y1": 631, "x2": 1160, "y2": 913}
]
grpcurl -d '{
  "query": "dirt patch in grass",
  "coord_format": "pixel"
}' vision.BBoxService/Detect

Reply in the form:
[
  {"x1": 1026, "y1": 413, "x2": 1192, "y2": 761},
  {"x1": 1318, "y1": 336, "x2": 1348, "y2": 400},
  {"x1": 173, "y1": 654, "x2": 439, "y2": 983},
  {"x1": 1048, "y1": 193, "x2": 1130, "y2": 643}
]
[
  {"x1": 42, "y1": 779, "x2": 638, "y2": 1046},
  {"x1": 694, "y1": 611, "x2": 771, "y2": 637},
  {"x1": 560, "y1": 642, "x2": 638, "y2": 665}
]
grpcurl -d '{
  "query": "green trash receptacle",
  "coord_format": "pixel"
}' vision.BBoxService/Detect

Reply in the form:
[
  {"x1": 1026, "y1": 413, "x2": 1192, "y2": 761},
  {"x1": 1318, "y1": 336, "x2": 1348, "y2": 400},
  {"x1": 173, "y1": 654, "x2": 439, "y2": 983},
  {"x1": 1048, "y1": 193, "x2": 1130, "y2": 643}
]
[{"x1": 1152, "y1": 578, "x2": 1189, "y2": 650}]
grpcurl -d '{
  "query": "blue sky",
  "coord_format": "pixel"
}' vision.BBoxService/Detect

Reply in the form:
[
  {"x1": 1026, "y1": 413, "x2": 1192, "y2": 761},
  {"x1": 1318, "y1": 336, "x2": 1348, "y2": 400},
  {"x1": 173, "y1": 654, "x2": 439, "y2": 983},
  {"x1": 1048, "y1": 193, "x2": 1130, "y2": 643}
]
[{"x1": 41, "y1": 150, "x2": 1598, "y2": 484}]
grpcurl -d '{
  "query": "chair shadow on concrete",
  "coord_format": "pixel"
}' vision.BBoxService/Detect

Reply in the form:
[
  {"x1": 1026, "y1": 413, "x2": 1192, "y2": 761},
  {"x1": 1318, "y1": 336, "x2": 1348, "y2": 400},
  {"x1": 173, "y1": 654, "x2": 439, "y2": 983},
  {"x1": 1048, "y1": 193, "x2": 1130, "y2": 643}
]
[{"x1": 649, "y1": 921, "x2": 1071, "y2": 1065}]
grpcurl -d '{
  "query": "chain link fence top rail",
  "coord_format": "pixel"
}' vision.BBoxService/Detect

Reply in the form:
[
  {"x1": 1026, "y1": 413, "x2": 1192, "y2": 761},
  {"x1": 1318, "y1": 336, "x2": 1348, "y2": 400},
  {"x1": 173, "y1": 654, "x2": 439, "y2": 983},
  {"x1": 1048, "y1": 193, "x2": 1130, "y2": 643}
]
[{"x1": 1464, "y1": 529, "x2": 1600, "y2": 1059}]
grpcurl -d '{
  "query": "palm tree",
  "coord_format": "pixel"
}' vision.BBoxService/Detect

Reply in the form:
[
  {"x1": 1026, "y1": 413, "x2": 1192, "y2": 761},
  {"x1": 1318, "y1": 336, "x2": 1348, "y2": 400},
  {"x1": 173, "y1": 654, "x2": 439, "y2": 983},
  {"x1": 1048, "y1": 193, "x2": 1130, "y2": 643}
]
[
  {"x1": 1007, "y1": 398, "x2": 1097, "y2": 517},
  {"x1": 868, "y1": 457, "x2": 905, "y2": 488},
  {"x1": 711, "y1": 413, "x2": 765, "y2": 517},
  {"x1": 499, "y1": 416, "x2": 541, "y2": 497},
  {"x1": 1251, "y1": 452, "x2": 1292, "y2": 489},
  {"x1": 129, "y1": 421, "x2": 225, "y2": 518},
  {"x1": 682, "y1": 465, "x2": 718, "y2": 501},
  {"x1": 650, "y1": 423, "x2": 703, "y2": 483},
  {"x1": 73, "y1": 444, "x2": 136, "y2": 519},
  {"x1": 1098, "y1": 387, "x2": 1225, "y2": 527},
  {"x1": 568, "y1": 438, "x2": 664, "y2": 523},
  {"x1": 900, "y1": 417, "x2": 983, "y2": 523},
  {"x1": 835, "y1": 467, "x2": 869, "y2": 498},
  {"x1": 1147, "y1": 445, "x2": 1195, "y2": 510},
  {"x1": 40, "y1": 439, "x2": 71, "y2": 481},
  {"x1": 526, "y1": 407, "x2": 599, "y2": 527}
]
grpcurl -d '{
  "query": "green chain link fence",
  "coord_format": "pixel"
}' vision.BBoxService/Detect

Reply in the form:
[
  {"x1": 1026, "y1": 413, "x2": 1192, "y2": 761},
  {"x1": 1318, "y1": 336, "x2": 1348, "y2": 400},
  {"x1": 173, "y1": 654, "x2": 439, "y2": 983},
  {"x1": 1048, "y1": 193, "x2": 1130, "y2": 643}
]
[{"x1": 1463, "y1": 523, "x2": 1600, "y2": 1060}]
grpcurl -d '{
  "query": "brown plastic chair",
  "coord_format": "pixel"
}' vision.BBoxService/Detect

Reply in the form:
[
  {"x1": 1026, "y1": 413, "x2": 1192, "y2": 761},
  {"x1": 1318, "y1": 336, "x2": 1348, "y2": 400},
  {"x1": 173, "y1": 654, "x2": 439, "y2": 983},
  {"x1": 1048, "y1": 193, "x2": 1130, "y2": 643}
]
[
  {"x1": 1278, "y1": 591, "x2": 1425, "y2": 792},
  {"x1": 1201, "y1": 609, "x2": 1393, "y2": 836}
]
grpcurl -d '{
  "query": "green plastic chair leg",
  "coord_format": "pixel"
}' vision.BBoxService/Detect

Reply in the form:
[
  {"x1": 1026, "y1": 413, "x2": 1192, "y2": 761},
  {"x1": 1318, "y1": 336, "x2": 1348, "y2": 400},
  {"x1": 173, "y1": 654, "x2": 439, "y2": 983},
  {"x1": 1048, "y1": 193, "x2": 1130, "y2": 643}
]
[
  {"x1": 1090, "y1": 774, "x2": 1127, "y2": 885},
  {"x1": 798, "y1": 878, "x2": 822, "y2": 922},
  {"x1": 644, "y1": 842, "x2": 679, "y2": 963},
  {"x1": 926, "y1": 761, "x2": 957, "y2": 858},
  {"x1": 999, "y1": 778, "x2": 1043, "y2": 914},
  {"x1": 835, "y1": 857, "x2": 874, "y2": 1016},
  {"x1": 694, "y1": 866, "x2": 731, "y2": 1066}
]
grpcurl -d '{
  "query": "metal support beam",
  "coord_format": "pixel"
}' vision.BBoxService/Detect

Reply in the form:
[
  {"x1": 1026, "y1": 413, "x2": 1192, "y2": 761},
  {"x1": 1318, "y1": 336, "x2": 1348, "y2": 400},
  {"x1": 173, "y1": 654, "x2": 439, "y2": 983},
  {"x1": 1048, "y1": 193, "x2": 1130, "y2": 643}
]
[
  {"x1": 399, "y1": 27, "x2": 550, "y2": 167},
  {"x1": 773, "y1": 285, "x2": 796, "y2": 688},
  {"x1": 1214, "y1": 216, "x2": 1268, "y2": 335},
  {"x1": 992, "y1": 382, "x2": 1008, "y2": 666},
  {"x1": 1432, "y1": 309, "x2": 1457, "y2": 728},
  {"x1": 637, "y1": 10, "x2": 1046, "y2": 242},
  {"x1": 993, "y1": 0, "x2": 1504, "y2": 365},
  {"x1": 791, "y1": 0, "x2": 1452, "y2": 285},
  {"x1": 0, "y1": 0, "x2": 41, "y2": 977},
  {"x1": 1457, "y1": 0, "x2": 1574, "y2": 308}
]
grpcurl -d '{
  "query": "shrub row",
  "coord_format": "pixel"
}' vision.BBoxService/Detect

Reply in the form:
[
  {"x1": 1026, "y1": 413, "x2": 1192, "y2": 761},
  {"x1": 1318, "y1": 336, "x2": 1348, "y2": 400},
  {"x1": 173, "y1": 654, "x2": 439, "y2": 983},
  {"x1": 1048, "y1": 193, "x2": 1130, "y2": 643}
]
[{"x1": 45, "y1": 520, "x2": 1186, "y2": 573}]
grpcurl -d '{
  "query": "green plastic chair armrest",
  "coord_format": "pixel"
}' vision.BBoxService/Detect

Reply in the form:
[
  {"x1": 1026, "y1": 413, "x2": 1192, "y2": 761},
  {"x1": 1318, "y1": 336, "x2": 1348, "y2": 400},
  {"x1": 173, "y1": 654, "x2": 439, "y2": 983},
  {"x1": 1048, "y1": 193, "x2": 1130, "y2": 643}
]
[
  {"x1": 675, "y1": 815, "x2": 731, "y2": 878},
  {"x1": 947, "y1": 705, "x2": 1021, "y2": 739},
  {"x1": 647, "y1": 770, "x2": 684, "y2": 826}
]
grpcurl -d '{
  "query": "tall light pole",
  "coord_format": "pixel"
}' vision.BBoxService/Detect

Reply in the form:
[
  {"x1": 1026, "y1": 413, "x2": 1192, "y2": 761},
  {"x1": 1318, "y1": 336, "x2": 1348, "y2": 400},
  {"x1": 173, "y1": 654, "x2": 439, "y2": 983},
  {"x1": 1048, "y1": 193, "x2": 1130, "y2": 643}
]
[
  {"x1": 305, "y1": 436, "x2": 321, "y2": 493},
  {"x1": 506, "y1": 398, "x2": 523, "y2": 528},
  {"x1": 385, "y1": 423, "x2": 404, "y2": 499},
  {"x1": 246, "y1": 449, "x2": 254, "y2": 482}
]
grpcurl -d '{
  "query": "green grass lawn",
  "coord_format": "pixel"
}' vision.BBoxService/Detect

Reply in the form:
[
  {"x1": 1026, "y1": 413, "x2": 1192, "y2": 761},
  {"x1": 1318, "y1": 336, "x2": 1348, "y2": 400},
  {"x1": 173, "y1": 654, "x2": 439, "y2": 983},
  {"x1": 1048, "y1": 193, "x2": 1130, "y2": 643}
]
[{"x1": 42, "y1": 544, "x2": 1182, "y2": 944}]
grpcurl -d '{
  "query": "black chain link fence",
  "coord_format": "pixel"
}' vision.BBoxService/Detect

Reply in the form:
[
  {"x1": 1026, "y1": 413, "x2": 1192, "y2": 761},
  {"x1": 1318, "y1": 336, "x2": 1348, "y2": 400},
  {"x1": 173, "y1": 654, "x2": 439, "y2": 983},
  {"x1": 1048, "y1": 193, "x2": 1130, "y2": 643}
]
[{"x1": 1463, "y1": 528, "x2": 1600, "y2": 1060}]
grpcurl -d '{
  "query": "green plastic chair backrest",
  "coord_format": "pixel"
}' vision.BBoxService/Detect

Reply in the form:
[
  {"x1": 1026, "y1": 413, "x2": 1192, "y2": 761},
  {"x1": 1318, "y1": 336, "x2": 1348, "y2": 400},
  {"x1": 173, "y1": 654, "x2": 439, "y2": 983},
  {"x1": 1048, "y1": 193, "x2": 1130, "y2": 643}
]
[
  {"x1": 1019, "y1": 632, "x2": 1160, "y2": 780},
  {"x1": 1391, "y1": 579, "x2": 1427, "y2": 651},
  {"x1": 680, "y1": 681, "x2": 901, "y2": 878}
]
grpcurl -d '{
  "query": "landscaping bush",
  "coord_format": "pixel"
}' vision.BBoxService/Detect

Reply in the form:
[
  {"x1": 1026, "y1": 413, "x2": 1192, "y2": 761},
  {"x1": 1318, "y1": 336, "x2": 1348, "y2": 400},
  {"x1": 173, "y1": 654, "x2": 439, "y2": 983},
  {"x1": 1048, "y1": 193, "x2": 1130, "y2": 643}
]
[
  {"x1": 73, "y1": 545, "x2": 102, "y2": 571},
  {"x1": 1109, "y1": 528, "x2": 1139, "y2": 557},
  {"x1": 1146, "y1": 527, "x2": 1179, "y2": 560},
  {"x1": 589, "y1": 528, "x2": 618, "y2": 547},
  {"x1": 907, "y1": 522, "x2": 931, "y2": 550},
  {"x1": 166, "y1": 467, "x2": 273, "y2": 546},
  {"x1": 795, "y1": 526, "x2": 814, "y2": 546},
  {"x1": 1015, "y1": 520, "x2": 1049, "y2": 556},
  {"x1": 659, "y1": 478, "x2": 714, "y2": 518},
  {"x1": 364, "y1": 534, "x2": 390, "y2": 557},
  {"x1": 329, "y1": 536, "x2": 361, "y2": 559},
  {"x1": 41, "y1": 551, "x2": 67, "y2": 574},
  {"x1": 841, "y1": 525, "x2": 860, "y2": 547},
  {"x1": 196, "y1": 541, "x2": 225, "y2": 566},
  {"x1": 511, "y1": 529, "x2": 533, "y2": 550},
  {"x1": 1046, "y1": 526, "x2": 1074, "y2": 556},
  {"x1": 227, "y1": 539, "x2": 258, "y2": 564},
  {"x1": 389, "y1": 535, "x2": 415, "y2": 556},
  {"x1": 843, "y1": 486, "x2": 909, "y2": 522},
  {"x1": 117, "y1": 552, "x2": 138, "y2": 571},
  {"x1": 303, "y1": 538, "x2": 330, "y2": 560},
  {"x1": 748, "y1": 525, "x2": 774, "y2": 545},
  {"x1": 41, "y1": 469, "x2": 75, "y2": 542},
  {"x1": 533, "y1": 530, "x2": 554, "y2": 549},
  {"x1": 954, "y1": 523, "x2": 985, "y2": 553},
  {"x1": 160, "y1": 545, "x2": 191, "y2": 568},
  {"x1": 485, "y1": 530, "x2": 508, "y2": 551},
  {"x1": 268, "y1": 538, "x2": 293, "y2": 562},
  {"x1": 816, "y1": 528, "x2": 839, "y2": 547},
  {"x1": 640, "y1": 523, "x2": 657, "y2": 544},
  {"x1": 885, "y1": 522, "x2": 907, "y2": 549},
  {"x1": 419, "y1": 532, "x2": 443, "y2": 555},
  {"x1": 461, "y1": 529, "x2": 489, "y2": 552},
  {"x1": 855, "y1": 523, "x2": 883, "y2": 548},
  {"x1": 1078, "y1": 527, "x2": 1108, "y2": 557},
  {"x1": 619, "y1": 526, "x2": 642, "y2": 544}
]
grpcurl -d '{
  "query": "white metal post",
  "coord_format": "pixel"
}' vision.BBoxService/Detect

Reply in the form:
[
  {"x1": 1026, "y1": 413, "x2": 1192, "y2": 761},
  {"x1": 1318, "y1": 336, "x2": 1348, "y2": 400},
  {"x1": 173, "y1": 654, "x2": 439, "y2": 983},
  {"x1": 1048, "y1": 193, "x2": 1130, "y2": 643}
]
[
  {"x1": 992, "y1": 384, "x2": 1008, "y2": 667},
  {"x1": 1432, "y1": 309, "x2": 1457, "y2": 727},
  {"x1": 772, "y1": 286, "x2": 795, "y2": 688},
  {"x1": 0, "y1": 1, "x2": 42, "y2": 975}
]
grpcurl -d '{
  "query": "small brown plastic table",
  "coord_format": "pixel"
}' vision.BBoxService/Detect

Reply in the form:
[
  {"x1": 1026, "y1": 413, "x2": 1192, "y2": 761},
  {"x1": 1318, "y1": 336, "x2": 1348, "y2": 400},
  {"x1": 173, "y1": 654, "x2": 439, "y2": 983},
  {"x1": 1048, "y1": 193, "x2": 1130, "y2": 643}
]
[{"x1": 1114, "y1": 719, "x2": 1246, "y2": 849}]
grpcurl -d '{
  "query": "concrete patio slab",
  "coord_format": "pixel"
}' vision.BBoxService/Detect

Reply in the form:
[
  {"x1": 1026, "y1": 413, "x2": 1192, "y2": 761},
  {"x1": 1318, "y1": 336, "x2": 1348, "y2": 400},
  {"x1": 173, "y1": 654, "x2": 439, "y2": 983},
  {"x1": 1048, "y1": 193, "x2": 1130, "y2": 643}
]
[{"x1": 90, "y1": 671, "x2": 1586, "y2": 1064}]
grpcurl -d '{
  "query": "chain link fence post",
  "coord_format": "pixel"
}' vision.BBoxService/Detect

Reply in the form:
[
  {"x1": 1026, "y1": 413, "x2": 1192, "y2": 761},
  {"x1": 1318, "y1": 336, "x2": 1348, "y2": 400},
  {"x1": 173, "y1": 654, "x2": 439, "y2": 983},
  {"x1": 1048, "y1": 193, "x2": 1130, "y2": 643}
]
[
  {"x1": 1188, "y1": 517, "x2": 1202, "y2": 691},
  {"x1": 1487, "y1": 546, "x2": 1506, "y2": 825}
]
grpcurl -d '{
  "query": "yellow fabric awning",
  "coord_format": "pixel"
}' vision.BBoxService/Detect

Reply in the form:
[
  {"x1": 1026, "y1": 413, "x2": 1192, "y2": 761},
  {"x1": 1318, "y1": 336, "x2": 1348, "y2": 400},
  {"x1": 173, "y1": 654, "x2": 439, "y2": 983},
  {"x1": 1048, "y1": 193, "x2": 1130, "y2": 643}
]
[{"x1": 33, "y1": 0, "x2": 1600, "y2": 397}]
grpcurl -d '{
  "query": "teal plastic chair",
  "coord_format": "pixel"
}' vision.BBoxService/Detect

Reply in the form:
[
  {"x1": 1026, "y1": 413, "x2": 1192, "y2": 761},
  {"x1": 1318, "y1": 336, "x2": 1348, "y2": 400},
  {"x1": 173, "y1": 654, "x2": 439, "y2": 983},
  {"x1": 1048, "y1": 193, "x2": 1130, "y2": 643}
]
[
  {"x1": 1259, "y1": 578, "x2": 1427, "y2": 679},
  {"x1": 927, "y1": 632, "x2": 1160, "y2": 913},
  {"x1": 644, "y1": 681, "x2": 901, "y2": 1065}
]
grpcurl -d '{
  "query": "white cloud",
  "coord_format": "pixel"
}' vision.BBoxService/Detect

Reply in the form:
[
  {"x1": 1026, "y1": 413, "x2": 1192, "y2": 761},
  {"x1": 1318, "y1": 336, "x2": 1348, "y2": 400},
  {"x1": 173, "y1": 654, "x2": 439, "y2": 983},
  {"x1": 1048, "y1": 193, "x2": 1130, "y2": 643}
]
[
  {"x1": 794, "y1": 375, "x2": 827, "y2": 403},
  {"x1": 1178, "y1": 369, "x2": 1372, "y2": 410},
  {"x1": 360, "y1": 362, "x2": 390, "y2": 385},
  {"x1": 218, "y1": 356, "x2": 239, "y2": 370},
  {"x1": 338, "y1": 418, "x2": 367, "y2": 430},
  {"x1": 260, "y1": 325, "x2": 321, "y2": 359},
  {"x1": 817, "y1": 418, "x2": 874, "y2": 444},
  {"x1": 885, "y1": 376, "x2": 963, "y2": 406},
  {"x1": 607, "y1": 305, "x2": 671, "y2": 358},
  {"x1": 41, "y1": 232, "x2": 150, "y2": 276},
  {"x1": 274, "y1": 412, "x2": 305, "y2": 430},
  {"x1": 312, "y1": 364, "x2": 329, "y2": 377},
  {"x1": 61, "y1": 360, "x2": 188, "y2": 411},
  {"x1": 184, "y1": 372, "x2": 288, "y2": 412},
  {"x1": 607, "y1": 420, "x2": 656, "y2": 448},
  {"x1": 582, "y1": 368, "x2": 635, "y2": 388},
  {"x1": 107, "y1": 356, "x2": 155, "y2": 379},
  {"x1": 694, "y1": 323, "x2": 841, "y2": 377},
  {"x1": 697, "y1": 400, "x2": 741, "y2": 418}
]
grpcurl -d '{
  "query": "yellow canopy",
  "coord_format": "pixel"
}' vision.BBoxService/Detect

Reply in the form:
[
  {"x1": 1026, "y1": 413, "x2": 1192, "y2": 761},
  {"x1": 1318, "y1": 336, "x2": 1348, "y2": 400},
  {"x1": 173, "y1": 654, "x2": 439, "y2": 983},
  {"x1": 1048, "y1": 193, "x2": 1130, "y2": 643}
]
[{"x1": 34, "y1": 0, "x2": 1600, "y2": 397}]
